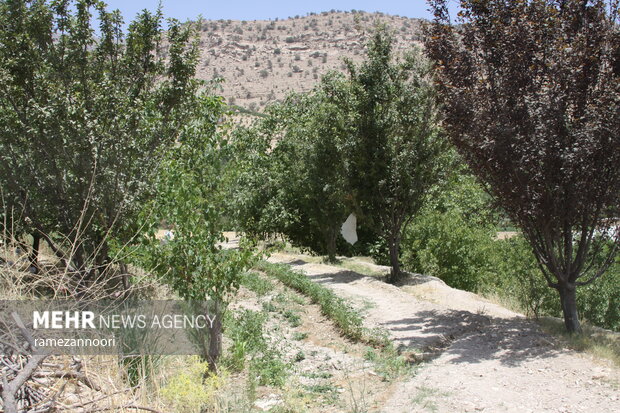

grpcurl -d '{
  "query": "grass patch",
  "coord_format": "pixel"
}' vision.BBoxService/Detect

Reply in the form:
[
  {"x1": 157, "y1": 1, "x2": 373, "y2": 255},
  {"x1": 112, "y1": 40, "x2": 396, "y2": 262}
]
[
  {"x1": 240, "y1": 271, "x2": 274, "y2": 296},
  {"x1": 336, "y1": 259, "x2": 386, "y2": 278},
  {"x1": 537, "y1": 317, "x2": 620, "y2": 367},
  {"x1": 304, "y1": 383, "x2": 338, "y2": 394},
  {"x1": 255, "y1": 261, "x2": 384, "y2": 346},
  {"x1": 302, "y1": 371, "x2": 333, "y2": 379},
  {"x1": 256, "y1": 260, "x2": 416, "y2": 386},
  {"x1": 410, "y1": 385, "x2": 450, "y2": 413},
  {"x1": 363, "y1": 345, "x2": 413, "y2": 380},
  {"x1": 222, "y1": 309, "x2": 289, "y2": 385},
  {"x1": 292, "y1": 332, "x2": 308, "y2": 341},
  {"x1": 282, "y1": 309, "x2": 302, "y2": 327}
]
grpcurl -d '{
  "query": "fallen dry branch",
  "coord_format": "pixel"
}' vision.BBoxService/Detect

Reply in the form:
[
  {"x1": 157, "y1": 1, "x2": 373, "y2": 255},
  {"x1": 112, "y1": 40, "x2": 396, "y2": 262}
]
[{"x1": 82, "y1": 404, "x2": 165, "y2": 413}]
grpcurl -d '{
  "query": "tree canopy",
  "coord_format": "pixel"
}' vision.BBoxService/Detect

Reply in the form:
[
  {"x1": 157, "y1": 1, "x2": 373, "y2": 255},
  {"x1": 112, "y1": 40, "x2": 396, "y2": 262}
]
[
  {"x1": 0, "y1": 0, "x2": 201, "y2": 281},
  {"x1": 345, "y1": 26, "x2": 447, "y2": 282},
  {"x1": 426, "y1": 0, "x2": 620, "y2": 332}
]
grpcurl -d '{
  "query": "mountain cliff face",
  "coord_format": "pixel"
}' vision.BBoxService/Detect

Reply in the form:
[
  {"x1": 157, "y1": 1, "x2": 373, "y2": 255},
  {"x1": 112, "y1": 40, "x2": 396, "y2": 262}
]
[{"x1": 185, "y1": 11, "x2": 424, "y2": 112}]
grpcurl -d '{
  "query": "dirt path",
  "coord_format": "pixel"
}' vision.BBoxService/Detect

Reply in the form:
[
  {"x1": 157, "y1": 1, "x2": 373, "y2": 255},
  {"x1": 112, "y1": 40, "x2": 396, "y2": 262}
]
[{"x1": 268, "y1": 252, "x2": 620, "y2": 413}]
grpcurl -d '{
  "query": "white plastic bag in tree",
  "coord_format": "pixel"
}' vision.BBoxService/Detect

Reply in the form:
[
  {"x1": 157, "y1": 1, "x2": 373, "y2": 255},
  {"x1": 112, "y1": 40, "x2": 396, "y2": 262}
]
[{"x1": 340, "y1": 213, "x2": 358, "y2": 245}]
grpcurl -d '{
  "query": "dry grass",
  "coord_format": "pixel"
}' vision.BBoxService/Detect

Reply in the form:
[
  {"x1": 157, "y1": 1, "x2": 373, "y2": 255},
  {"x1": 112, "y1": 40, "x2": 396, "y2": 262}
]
[{"x1": 537, "y1": 317, "x2": 620, "y2": 367}]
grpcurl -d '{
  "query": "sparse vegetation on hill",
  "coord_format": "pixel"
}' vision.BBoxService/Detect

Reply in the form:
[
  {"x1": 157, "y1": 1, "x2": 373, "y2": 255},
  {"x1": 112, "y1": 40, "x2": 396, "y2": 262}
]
[{"x1": 191, "y1": 10, "x2": 424, "y2": 112}]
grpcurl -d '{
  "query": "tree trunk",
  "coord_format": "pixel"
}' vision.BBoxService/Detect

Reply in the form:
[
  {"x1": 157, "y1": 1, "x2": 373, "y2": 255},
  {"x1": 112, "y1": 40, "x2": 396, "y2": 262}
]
[
  {"x1": 325, "y1": 229, "x2": 337, "y2": 263},
  {"x1": 207, "y1": 303, "x2": 222, "y2": 372},
  {"x1": 29, "y1": 233, "x2": 40, "y2": 273},
  {"x1": 387, "y1": 236, "x2": 401, "y2": 284},
  {"x1": 557, "y1": 282, "x2": 582, "y2": 334}
]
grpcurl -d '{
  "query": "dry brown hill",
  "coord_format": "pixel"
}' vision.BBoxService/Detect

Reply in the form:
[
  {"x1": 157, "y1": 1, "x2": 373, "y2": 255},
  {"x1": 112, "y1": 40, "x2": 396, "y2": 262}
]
[{"x1": 187, "y1": 11, "x2": 425, "y2": 113}]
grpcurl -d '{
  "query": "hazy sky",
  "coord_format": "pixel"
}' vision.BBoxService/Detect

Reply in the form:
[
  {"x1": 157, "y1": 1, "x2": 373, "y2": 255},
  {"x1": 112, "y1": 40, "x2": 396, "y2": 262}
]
[{"x1": 101, "y1": 0, "x2": 457, "y2": 23}]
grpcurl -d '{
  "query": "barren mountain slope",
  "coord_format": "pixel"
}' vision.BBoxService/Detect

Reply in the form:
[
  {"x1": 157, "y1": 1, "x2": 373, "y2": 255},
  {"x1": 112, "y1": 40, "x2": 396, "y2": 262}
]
[{"x1": 187, "y1": 11, "x2": 424, "y2": 112}]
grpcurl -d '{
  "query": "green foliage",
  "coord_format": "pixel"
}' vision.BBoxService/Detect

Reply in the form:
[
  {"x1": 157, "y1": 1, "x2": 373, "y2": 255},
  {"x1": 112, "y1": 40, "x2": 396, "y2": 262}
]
[
  {"x1": 229, "y1": 74, "x2": 354, "y2": 262},
  {"x1": 240, "y1": 271, "x2": 274, "y2": 296},
  {"x1": 363, "y1": 345, "x2": 412, "y2": 380},
  {"x1": 222, "y1": 309, "x2": 289, "y2": 386},
  {"x1": 427, "y1": 0, "x2": 620, "y2": 332},
  {"x1": 343, "y1": 25, "x2": 448, "y2": 281},
  {"x1": 403, "y1": 210, "x2": 496, "y2": 292},
  {"x1": 0, "y1": 0, "x2": 201, "y2": 273},
  {"x1": 492, "y1": 237, "x2": 620, "y2": 332},
  {"x1": 160, "y1": 357, "x2": 226, "y2": 413},
  {"x1": 402, "y1": 174, "x2": 620, "y2": 331},
  {"x1": 120, "y1": 354, "x2": 161, "y2": 388},
  {"x1": 223, "y1": 309, "x2": 267, "y2": 371},
  {"x1": 230, "y1": 26, "x2": 446, "y2": 272},
  {"x1": 139, "y1": 95, "x2": 254, "y2": 303},
  {"x1": 256, "y1": 261, "x2": 391, "y2": 347},
  {"x1": 249, "y1": 348, "x2": 289, "y2": 387},
  {"x1": 402, "y1": 166, "x2": 497, "y2": 291},
  {"x1": 136, "y1": 95, "x2": 255, "y2": 368}
]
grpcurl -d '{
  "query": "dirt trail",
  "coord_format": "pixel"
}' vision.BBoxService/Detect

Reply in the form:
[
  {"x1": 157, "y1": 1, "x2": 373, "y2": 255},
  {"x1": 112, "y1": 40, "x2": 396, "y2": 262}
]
[{"x1": 268, "y1": 252, "x2": 620, "y2": 413}]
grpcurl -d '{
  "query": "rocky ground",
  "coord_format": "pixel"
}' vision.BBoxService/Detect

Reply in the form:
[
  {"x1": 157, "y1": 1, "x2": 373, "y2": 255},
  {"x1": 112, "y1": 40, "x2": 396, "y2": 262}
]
[{"x1": 267, "y1": 252, "x2": 620, "y2": 413}]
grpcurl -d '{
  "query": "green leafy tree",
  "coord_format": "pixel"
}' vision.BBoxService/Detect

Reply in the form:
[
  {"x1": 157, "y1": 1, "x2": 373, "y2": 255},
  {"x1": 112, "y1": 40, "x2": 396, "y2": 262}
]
[
  {"x1": 140, "y1": 95, "x2": 255, "y2": 370},
  {"x1": 230, "y1": 74, "x2": 353, "y2": 262},
  {"x1": 0, "y1": 0, "x2": 199, "y2": 282},
  {"x1": 427, "y1": 0, "x2": 620, "y2": 332},
  {"x1": 345, "y1": 26, "x2": 447, "y2": 282}
]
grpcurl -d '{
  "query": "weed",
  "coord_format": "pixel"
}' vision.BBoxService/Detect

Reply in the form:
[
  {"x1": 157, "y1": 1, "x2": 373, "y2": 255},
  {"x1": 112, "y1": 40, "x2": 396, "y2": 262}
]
[
  {"x1": 304, "y1": 383, "x2": 338, "y2": 394},
  {"x1": 160, "y1": 357, "x2": 226, "y2": 413},
  {"x1": 342, "y1": 362, "x2": 370, "y2": 413},
  {"x1": 283, "y1": 309, "x2": 302, "y2": 327},
  {"x1": 302, "y1": 371, "x2": 332, "y2": 379},
  {"x1": 262, "y1": 301, "x2": 277, "y2": 312},
  {"x1": 363, "y1": 345, "x2": 413, "y2": 380},
  {"x1": 293, "y1": 332, "x2": 308, "y2": 341},
  {"x1": 256, "y1": 261, "x2": 382, "y2": 345},
  {"x1": 222, "y1": 309, "x2": 266, "y2": 371},
  {"x1": 241, "y1": 271, "x2": 274, "y2": 296},
  {"x1": 250, "y1": 347, "x2": 289, "y2": 386},
  {"x1": 410, "y1": 385, "x2": 446, "y2": 413}
]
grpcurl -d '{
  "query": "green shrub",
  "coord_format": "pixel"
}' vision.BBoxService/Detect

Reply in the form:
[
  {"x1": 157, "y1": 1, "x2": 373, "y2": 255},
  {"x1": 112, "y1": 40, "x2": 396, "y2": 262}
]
[
  {"x1": 577, "y1": 264, "x2": 620, "y2": 331},
  {"x1": 402, "y1": 177, "x2": 620, "y2": 332},
  {"x1": 250, "y1": 347, "x2": 289, "y2": 386},
  {"x1": 223, "y1": 310, "x2": 267, "y2": 371},
  {"x1": 402, "y1": 210, "x2": 496, "y2": 292},
  {"x1": 241, "y1": 272, "x2": 274, "y2": 296},
  {"x1": 223, "y1": 309, "x2": 290, "y2": 385},
  {"x1": 160, "y1": 358, "x2": 226, "y2": 413},
  {"x1": 255, "y1": 261, "x2": 371, "y2": 343}
]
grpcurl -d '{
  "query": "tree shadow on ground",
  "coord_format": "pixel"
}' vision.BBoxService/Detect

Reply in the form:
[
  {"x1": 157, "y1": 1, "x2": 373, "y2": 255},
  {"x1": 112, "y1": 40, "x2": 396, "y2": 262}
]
[
  {"x1": 272, "y1": 255, "x2": 562, "y2": 367},
  {"x1": 384, "y1": 310, "x2": 559, "y2": 367}
]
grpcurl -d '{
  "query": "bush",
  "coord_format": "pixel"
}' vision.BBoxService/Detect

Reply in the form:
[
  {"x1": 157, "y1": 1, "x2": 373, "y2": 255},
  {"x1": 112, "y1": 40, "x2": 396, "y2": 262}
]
[
  {"x1": 401, "y1": 168, "x2": 498, "y2": 291},
  {"x1": 223, "y1": 308, "x2": 290, "y2": 385},
  {"x1": 402, "y1": 210, "x2": 496, "y2": 292},
  {"x1": 400, "y1": 166, "x2": 620, "y2": 332},
  {"x1": 405, "y1": 220, "x2": 620, "y2": 332},
  {"x1": 161, "y1": 358, "x2": 226, "y2": 412}
]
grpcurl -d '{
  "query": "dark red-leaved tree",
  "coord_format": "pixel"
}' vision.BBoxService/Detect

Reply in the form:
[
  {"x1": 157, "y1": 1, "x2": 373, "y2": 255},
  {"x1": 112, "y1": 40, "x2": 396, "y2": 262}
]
[{"x1": 426, "y1": 0, "x2": 620, "y2": 332}]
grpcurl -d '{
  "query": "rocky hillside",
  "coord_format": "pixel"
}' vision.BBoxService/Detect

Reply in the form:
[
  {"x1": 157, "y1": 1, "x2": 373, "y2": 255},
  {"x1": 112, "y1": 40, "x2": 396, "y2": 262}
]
[{"x1": 188, "y1": 11, "x2": 425, "y2": 112}]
